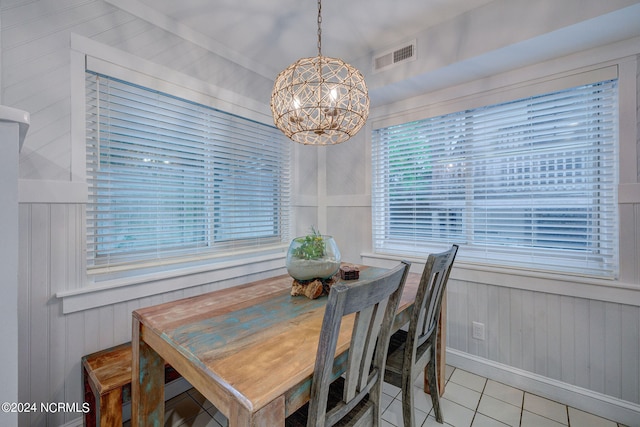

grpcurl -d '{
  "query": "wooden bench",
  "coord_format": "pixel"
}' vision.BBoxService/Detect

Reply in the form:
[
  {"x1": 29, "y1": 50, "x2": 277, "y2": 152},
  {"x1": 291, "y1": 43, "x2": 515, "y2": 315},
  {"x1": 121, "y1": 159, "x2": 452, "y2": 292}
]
[{"x1": 82, "y1": 342, "x2": 181, "y2": 427}]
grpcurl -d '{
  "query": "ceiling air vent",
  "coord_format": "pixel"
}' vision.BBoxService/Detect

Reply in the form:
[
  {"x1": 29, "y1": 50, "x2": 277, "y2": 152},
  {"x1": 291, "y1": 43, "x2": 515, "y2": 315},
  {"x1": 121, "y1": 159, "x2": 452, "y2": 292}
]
[{"x1": 373, "y1": 40, "x2": 416, "y2": 73}]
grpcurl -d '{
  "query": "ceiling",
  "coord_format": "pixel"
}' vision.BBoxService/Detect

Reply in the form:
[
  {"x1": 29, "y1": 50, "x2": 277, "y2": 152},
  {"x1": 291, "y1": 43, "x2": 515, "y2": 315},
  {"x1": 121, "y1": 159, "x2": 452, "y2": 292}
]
[
  {"x1": 108, "y1": 0, "x2": 640, "y2": 105},
  {"x1": 132, "y1": 0, "x2": 496, "y2": 75}
]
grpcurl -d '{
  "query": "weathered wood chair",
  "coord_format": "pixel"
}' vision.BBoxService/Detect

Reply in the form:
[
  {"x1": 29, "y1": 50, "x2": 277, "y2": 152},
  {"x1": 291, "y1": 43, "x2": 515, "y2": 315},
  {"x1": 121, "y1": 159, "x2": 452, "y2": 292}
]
[
  {"x1": 286, "y1": 261, "x2": 411, "y2": 427},
  {"x1": 384, "y1": 245, "x2": 458, "y2": 426}
]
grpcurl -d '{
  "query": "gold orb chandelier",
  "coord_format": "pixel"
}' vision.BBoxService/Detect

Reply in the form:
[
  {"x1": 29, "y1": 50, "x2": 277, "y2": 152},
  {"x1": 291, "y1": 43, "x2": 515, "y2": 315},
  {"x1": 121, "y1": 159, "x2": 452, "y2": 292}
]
[{"x1": 270, "y1": 0, "x2": 369, "y2": 145}]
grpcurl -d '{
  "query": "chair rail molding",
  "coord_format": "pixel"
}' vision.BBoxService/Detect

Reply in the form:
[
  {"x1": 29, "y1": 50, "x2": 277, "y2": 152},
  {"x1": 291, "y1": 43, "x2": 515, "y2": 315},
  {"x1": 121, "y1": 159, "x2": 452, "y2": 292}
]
[
  {"x1": 19, "y1": 179, "x2": 88, "y2": 204},
  {"x1": 361, "y1": 252, "x2": 640, "y2": 306}
]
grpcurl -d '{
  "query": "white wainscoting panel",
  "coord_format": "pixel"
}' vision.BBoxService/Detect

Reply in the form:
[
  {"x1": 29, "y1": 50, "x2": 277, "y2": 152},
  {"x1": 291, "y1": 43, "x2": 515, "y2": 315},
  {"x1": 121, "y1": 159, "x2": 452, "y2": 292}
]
[{"x1": 445, "y1": 278, "x2": 640, "y2": 409}]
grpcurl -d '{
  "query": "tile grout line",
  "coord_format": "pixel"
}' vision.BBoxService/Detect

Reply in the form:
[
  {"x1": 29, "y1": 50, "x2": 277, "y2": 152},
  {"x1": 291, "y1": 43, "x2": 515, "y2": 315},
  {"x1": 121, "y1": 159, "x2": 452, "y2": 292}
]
[
  {"x1": 519, "y1": 389, "x2": 525, "y2": 427},
  {"x1": 470, "y1": 372, "x2": 487, "y2": 427}
]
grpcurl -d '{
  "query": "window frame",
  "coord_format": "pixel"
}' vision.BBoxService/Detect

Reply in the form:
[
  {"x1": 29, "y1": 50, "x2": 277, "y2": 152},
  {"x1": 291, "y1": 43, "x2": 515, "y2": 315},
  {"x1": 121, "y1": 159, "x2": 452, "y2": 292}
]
[
  {"x1": 67, "y1": 35, "x2": 292, "y2": 300},
  {"x1": 85, "y1": 71, "x2": 291, "y2": 273},
  {"x1": 369, "y1": 64, "x2": 631, "y2": 282}
]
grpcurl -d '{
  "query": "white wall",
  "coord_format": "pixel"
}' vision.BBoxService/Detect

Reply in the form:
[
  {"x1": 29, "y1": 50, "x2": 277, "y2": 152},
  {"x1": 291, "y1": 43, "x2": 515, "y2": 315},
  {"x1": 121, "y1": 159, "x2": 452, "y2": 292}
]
[
  {"x1": 3, "y1": 0, "x2": 640, "y2": 426},
  {"x1": 0, "y1": 121, "x2": 20, "y2": 427}
]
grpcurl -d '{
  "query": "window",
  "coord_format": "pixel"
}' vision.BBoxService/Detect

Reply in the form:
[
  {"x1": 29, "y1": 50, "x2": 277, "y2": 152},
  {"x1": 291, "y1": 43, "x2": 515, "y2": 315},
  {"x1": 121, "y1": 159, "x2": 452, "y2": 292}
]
[
  {"x1": 85, "y1": 72, "x2": 291, "y2": 270},
  {"x1": 372, "y1": 79, "x2": 618, "y2": 278}
]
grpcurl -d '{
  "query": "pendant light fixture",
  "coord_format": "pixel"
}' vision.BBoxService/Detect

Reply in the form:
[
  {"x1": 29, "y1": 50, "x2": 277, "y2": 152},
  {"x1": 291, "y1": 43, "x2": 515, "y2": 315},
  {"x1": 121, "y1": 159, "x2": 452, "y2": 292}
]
[{"x1": 270, "y1": 0, "x2": 369, "y2": 145}]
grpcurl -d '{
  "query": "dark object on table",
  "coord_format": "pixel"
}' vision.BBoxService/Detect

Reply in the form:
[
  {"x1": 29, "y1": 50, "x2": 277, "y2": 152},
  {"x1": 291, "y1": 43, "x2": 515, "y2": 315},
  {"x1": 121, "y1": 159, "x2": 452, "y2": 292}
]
[{"x1": 340, "y1": 265, "x2": 360, "y2": 280}]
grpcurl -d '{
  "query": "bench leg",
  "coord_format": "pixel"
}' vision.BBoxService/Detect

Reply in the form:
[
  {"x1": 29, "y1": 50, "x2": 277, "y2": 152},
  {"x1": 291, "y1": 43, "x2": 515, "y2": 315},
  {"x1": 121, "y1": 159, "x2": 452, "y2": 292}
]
[
  {"x1": 97, "y1": 389, "x2": 122, "y2": 427},
  {"x1": 83, "y1": 366, "x2": 97, "y2": 427}
]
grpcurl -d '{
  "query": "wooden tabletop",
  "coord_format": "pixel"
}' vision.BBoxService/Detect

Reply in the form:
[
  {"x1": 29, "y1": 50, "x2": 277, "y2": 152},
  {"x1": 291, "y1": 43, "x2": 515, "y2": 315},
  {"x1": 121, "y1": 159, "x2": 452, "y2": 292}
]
[{"x1": 131, "y1": 265, "x2": 422, "y2": 427}]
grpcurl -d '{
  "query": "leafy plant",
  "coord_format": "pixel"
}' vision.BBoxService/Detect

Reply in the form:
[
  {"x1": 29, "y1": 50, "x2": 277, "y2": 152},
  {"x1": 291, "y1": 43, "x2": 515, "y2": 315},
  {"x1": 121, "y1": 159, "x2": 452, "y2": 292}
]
[{"x1": 292, "y1": 227, "x2": 326, "y2": 260}]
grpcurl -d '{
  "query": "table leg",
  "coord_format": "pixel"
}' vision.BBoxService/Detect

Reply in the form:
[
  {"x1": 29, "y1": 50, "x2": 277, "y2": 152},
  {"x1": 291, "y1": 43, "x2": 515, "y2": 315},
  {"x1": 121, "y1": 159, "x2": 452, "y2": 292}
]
[
  {"x1": 228, "y1": 395, "x2": 285, "y2": 427},
  {"x1": 132, "y1": 317, "x2": 165, "y2": 427}
]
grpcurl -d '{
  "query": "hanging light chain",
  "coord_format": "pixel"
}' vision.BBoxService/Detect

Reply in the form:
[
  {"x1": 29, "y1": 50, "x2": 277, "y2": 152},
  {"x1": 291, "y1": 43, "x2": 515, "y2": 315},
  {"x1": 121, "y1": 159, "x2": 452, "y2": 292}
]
[{"x1": 317, "y1": 0, "x2": 322, "y2": 57}]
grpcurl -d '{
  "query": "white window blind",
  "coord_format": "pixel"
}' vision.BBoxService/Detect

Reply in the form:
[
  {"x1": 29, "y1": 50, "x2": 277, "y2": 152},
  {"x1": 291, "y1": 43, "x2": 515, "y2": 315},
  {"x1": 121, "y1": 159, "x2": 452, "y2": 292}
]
[
  {"x1": 86, "y1": 72, "x2": 291, "y2": 270},
  {"x1": 372, "y1": 79, "x2": 618, "y2": 278}
]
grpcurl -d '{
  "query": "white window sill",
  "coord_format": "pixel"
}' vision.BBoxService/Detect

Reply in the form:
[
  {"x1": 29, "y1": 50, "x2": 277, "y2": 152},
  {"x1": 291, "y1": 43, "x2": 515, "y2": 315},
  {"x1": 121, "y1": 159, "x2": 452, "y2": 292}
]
[
  {"x1": 57, "y1": 250, "x2": 287, "y2": 314},
  {"x1": 361, "y1": 252, "x2": 640, "y2": 306}
]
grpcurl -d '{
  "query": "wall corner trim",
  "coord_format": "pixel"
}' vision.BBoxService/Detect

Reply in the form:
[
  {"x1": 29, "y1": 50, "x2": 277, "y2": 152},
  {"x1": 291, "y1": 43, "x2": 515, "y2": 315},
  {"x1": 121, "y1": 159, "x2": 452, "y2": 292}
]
[
  {"x1": 18, "y1": 179, "x2": 87, "y2": 204},
  {"x1": 619, "y1": 183, "x2": 640, "y2": 203}
]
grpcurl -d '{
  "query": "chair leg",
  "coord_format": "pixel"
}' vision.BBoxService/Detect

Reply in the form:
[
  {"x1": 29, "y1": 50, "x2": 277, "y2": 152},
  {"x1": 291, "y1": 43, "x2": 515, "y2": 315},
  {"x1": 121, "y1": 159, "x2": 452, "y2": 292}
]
[
  {"x1": 426, "y1": 348, "x2": 443, "y2": 424},
  {"x1": 401, "y1": 366, "x2": 416, "y2": 427}
]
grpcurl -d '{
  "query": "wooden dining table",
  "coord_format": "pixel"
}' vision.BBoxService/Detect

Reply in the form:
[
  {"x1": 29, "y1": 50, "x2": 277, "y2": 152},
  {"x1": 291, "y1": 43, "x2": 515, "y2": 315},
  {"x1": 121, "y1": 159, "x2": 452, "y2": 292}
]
[{"x1": 131, "y1": 264, "x2": 446, "y2": 427}]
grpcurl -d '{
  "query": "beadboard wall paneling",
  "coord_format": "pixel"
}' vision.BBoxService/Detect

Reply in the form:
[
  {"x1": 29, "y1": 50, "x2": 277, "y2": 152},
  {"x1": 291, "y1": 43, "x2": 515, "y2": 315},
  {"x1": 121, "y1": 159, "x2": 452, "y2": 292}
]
[
  {"x1": 445, "y1": 279, "x2": 640, "y2": 405},
  {"x1": 637, "y1": 204, "x2": 640, "y2": 281}
]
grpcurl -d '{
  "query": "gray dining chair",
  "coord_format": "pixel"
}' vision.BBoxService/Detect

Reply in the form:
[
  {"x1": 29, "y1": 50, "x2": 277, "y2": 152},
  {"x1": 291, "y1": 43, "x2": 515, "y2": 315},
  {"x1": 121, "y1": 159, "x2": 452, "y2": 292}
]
[
  {"x1": 384, "y1": 245, "x2": 458, "y2": 426},
  {"x1": 286, "y1": 261, "x2": 411, "y2": 427}
]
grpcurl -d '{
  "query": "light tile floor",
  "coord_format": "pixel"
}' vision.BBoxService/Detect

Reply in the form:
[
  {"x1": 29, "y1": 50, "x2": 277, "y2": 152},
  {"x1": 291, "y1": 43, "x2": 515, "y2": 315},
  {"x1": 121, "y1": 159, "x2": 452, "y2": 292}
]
[{"x1": 125, "y1": 365, "x2": 627, "y2": 427}]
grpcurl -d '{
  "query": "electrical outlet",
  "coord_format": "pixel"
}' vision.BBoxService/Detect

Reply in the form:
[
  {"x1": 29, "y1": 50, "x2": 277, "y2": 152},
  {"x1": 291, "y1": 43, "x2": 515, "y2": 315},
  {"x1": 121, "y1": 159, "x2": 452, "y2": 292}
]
[{"x1": 472, "y1": 321, "x2": 485, "y2": 340}]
